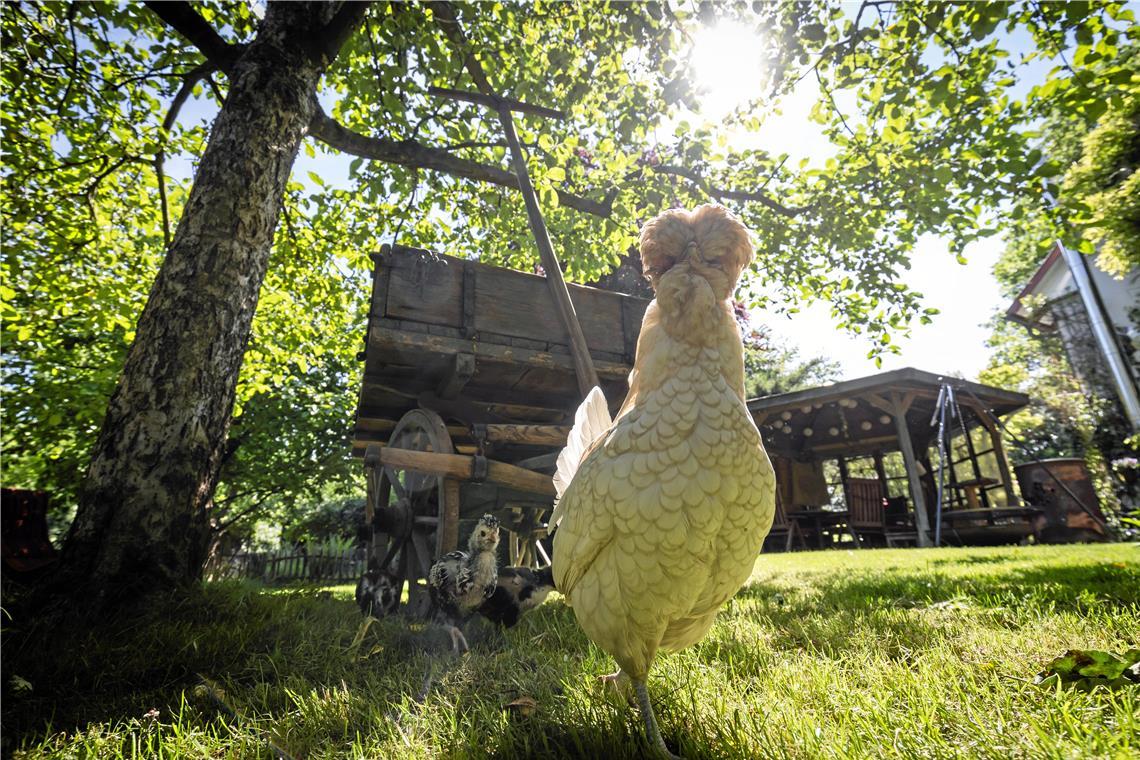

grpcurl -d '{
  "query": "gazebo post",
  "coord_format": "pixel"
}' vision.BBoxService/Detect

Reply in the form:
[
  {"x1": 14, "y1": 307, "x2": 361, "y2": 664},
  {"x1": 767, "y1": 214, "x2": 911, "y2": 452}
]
[
  {"x1": 837, "y1": 456, "x2": 851, "y2": 506},
  {"x1": 890, "y1": 392, "x2": 932, "y2": 547},
  {"x1": 970, "y1": 404, "x2": 1022, "y2": 507},
  {"x1": 873, "y1": 451, "x2": 888, "y2": 493}
]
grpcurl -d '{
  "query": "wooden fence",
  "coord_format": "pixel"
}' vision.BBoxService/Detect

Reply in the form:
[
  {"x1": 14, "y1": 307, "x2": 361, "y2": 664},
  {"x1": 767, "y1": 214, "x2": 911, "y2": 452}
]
[{"x1": 208, "y1": 546, "x2": 366, "y2": 584}]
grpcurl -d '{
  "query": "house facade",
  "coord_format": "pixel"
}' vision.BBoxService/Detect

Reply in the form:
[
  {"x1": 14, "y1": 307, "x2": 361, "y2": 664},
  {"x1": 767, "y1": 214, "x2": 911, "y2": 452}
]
[{"x1": 1006, "y1": 242, "x2": 1140, "y2": 432}]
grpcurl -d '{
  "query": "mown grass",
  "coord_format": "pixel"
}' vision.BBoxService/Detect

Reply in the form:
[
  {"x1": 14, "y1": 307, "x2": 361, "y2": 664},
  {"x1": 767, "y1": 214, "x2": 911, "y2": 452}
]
[{"x1": 3, "y1": 544, "x2": 1137, "y2": 759}]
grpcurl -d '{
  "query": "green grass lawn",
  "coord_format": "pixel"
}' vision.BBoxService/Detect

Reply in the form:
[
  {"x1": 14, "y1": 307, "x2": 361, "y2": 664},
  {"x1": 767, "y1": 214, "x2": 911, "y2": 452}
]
[{"x1": 4, "y1": 544, "x2": 1138, "y2": 758}]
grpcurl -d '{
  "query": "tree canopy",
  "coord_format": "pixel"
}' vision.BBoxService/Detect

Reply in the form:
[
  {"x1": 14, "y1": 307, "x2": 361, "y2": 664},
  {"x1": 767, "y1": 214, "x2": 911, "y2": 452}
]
[
  {"x1": 2, "y1": 1, "x2": 1137, "y2": 557},
  {"x1": 979, "y1": 42, "x2": 1138, "y2": 515}
]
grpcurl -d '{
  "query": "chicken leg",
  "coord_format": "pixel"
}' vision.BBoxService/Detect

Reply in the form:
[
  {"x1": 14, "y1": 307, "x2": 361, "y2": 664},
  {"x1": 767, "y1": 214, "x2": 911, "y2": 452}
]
[
  {"x1": 634, "y1": 679, "x2": 679, "y2": 759},
  {"x1": 447, "y1": 625, "x2": 469, "y2": 654}
]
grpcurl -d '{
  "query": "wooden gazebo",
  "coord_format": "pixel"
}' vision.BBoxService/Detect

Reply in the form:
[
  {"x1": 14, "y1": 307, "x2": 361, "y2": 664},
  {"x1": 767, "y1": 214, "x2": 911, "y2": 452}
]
[{"x1": 747, "y1": 368, "x2": 1033, "y2": 547}]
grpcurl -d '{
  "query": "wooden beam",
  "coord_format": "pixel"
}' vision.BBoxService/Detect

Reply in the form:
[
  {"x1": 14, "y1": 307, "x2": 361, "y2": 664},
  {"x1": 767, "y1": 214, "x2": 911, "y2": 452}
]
[
  {"x1": 377, "y1": 447, "x2": 556, "y2": 497},
  {"x1": 861, "y1": 392, "x2": 893, "y2": 414},
  {"x1": 355, "y1": 418, "x2": 470, "y2": 442},
  {"x1": 873, "y1": 451, "x2": 889, "y2": 494},
  {"x1": 890, "y1": 391, "x2": 932, "y2": 547},
  {"x1": 837, "y1": 456, "x2": 851, "y2": 510},
  {"x1": 965, "y1": 401, "x2": 1021, "y2": 506},
  {"x1": 368, "y1": 324, "x2": 630, "y2": 379},
  {"x1": 425, "y1": 9, "x2": 600, "y2": 397},
  {"x1": 899, "y1": 391, "x2": 918, "y2": 415},
  {"x1": 959, "y1": 418, "x2": 991, "y2": 509},
  {"x1": 355, "y1": 417, "x2": 396, "y2": 434},
  {"x1": 426, "y1": 86, "x2": 567, "y2": 121},
  {"x1": 461, "y1": 260, "x2": 477, "y2": 338},
  {"x1": 801, "y1": 434, "x2": 897, "y2": 454},
  {"x1": 410, "y1": 392, "x2": 567, "y2": 423},
  {"x1": 495, "y1": 102, "x2": 599, "y2": 396},
  {"x1": 484, "y1": 424, "x2": 570, "y2": 446},
  {"x1": 436, "y1": 352, "x2": 476, "y2": 399}
]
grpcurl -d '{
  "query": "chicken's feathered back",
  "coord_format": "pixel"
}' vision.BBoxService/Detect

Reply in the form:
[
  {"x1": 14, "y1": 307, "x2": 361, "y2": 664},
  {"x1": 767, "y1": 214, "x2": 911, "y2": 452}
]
[{"x1": 552, "y1": 206, "x2": 775, "y2": 754}]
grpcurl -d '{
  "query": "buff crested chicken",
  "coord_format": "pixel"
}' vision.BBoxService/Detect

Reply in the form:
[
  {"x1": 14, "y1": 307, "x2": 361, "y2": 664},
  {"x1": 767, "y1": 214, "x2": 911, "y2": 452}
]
[{"x1": 551, "y1": 204, "x2": 775, "y2": 758}]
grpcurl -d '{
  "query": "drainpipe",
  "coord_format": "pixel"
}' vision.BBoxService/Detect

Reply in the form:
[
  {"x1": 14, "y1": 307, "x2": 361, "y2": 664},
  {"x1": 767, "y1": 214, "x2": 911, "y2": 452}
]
[{"x1": 1055, "y1": 240, "x2": 1140, "y2": 431}]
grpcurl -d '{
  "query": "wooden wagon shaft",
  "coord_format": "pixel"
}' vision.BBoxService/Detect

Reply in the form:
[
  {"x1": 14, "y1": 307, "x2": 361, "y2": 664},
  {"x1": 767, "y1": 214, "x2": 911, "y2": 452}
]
[
  {"x1": 377, "y1": 447, "x2": 557, "y2": 498},
  {"x1": 495, "y1": 103, "x2": 600, "y2": 396},
  {"x1": 429, "y1": 6, "x2": 601, "y2": 398}
]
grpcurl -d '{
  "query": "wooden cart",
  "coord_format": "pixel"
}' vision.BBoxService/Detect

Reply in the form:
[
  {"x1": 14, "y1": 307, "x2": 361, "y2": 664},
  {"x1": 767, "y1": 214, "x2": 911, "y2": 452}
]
[{"x1": 353, "y1": 244, "x2": 649, "y2": 614}]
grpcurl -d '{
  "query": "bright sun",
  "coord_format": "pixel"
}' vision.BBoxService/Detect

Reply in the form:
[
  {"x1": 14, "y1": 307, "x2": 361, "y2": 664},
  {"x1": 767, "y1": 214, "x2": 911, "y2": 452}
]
[{"x1": 689, "y1": 24, "x2": 765, "y2": 120}]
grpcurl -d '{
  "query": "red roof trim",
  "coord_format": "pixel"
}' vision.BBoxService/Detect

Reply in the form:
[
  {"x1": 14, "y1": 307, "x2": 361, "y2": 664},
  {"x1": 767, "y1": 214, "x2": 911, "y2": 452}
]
[{"x1": 1005, "y1": 242, "x2": 1064, "y2": 324}]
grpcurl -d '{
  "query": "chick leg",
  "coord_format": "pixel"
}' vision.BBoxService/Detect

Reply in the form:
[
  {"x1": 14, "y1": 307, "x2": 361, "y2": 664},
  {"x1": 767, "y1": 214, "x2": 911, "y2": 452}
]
[
  {"x1": 633, "y1": 679, "x2": 679, "y2": 759},
  {"x1": 448, "y1": 625, "x2": 469, "y2": 654}
]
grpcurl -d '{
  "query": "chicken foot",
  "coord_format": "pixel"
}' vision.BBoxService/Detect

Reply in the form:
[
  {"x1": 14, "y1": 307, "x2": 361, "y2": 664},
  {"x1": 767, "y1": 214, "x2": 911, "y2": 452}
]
[{"x1": 597, "y1": 668, "x2": 634, "y2": 703}]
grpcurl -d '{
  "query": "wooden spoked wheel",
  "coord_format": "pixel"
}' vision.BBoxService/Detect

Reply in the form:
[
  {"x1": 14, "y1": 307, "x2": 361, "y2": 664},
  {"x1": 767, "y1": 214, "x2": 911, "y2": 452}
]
[
  {"x1": 501, "y1": 504, "x2": 553, "y2": 569},
  {"x1": 364, "y1": 408, "x2": 460, "y2": 616}
]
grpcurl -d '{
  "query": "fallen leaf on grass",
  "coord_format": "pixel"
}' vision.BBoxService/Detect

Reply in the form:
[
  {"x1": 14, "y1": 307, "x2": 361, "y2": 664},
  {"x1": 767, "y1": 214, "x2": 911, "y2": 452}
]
[
  {"x1": 1034, "y1": 649, "x2": 1140, "y2": 691},
  {"x1": 348, "y1": 616, "x2": 376, "y2": 657}
]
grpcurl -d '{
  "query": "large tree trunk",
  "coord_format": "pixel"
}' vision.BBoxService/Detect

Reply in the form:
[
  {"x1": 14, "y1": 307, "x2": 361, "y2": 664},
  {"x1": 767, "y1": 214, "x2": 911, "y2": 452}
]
[{"x1": 51, "y1": 3, "x2": 339, "y2": 613}]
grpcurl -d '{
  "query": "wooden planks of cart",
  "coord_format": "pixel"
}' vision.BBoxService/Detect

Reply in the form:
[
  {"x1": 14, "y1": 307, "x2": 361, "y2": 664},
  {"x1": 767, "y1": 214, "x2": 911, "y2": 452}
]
[{"x1": 352, "y1": 244, "x2": 649, "y2": 614}]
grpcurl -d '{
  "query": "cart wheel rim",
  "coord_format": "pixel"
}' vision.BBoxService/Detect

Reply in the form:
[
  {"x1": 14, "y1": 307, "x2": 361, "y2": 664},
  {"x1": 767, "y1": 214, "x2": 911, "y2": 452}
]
[{"x1": 363, "y1": 408, "x2": 459, "y2": 615}]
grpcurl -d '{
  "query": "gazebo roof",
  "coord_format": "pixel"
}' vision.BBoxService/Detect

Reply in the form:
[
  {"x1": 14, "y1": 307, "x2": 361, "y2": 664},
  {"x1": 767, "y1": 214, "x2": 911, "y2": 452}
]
[{"x1": 747, "y1": 367, "x2": 1030, "y2": 458}]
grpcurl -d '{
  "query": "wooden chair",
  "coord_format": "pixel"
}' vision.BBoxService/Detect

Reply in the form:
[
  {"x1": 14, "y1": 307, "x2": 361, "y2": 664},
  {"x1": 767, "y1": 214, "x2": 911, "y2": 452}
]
[
  {"x1": 882, "y1": 496, "x2": 919, "y2": 547},
  {"x1": 764, "y1": 488, "x2": 806, "y2": 552},
  {"x1": 846, "y1": 478, "x2": 918, "y2": 547},
  {"x1": 846, "y1": 478, "x2": 886, "y2": 546}
]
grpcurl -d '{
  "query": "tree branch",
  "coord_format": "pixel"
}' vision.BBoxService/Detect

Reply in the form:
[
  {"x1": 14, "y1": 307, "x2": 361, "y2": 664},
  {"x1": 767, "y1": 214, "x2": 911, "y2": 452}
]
[
  {"x1": 213, "y1": 487, "x2": 287, "y2": 532},
  {"x1": 307, "y1": 106, "x2": 616, "y2": 217},
  {"x1": 162, "y1": 61, "x2": 217, "y2": 131},
  {"x1": 815, "y1": 67, "x2": 855, "y2": 138},
  {"x1": 430, "y1": 1, "x2": 496, "y2": 94},
  {"x1": 143, "y1": 1, "x2": 241, "y2": 71},
  {"x1": 310, "y1": 1, "x2": 373, "y2": 66},
  {"x1": 154, "y1": 154, "x2": 171, "y2": 247},
  {"x1": 652, "y1": 164, "x2": 808, "y2": 217}
]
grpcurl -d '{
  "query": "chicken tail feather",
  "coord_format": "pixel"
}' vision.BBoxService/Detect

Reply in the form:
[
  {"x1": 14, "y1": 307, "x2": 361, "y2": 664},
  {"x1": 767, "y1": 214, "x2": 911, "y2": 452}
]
[{"x1": 550, "y1": 386, "x2": 611, "y2": 525}]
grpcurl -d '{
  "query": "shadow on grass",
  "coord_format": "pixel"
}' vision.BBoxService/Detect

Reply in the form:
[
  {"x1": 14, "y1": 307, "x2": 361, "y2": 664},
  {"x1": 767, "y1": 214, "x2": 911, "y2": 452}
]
[{"x1": 4, "y1": 555, "x2": 1136, "y2": 756}]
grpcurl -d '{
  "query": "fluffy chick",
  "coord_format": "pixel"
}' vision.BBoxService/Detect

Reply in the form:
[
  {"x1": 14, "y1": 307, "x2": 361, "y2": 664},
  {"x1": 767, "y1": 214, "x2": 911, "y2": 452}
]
[
  {"x1": 427, "y1": 514, "x2": 500, "y2": 652},
  {"x1": 552, "y1": 204, "x2": 776, "y2": 758},
  {"x1": 477, "y1": 565, "x2": 556, "y2": 628},
  {"x1": 355, "y1": 564, "x2": 400, "y2": 617}
]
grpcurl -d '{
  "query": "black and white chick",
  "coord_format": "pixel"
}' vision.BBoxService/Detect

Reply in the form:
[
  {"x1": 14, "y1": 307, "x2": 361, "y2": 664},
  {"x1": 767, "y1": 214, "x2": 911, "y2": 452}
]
[
  {"x1": 355, "y1": 563, "x2": 400, "y2": 618},
  {"x1": 478, "y1": 565, "x2": 556, "y2": 628},
  {"x1": 427, "y1": 514, "x2": 500, "y2": 653}
]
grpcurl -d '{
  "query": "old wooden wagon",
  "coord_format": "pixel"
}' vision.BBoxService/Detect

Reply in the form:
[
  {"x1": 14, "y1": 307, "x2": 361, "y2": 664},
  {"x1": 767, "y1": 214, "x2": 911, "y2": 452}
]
[{"x1": 352, "y1": 243, "x2": 649, "y2": 613}]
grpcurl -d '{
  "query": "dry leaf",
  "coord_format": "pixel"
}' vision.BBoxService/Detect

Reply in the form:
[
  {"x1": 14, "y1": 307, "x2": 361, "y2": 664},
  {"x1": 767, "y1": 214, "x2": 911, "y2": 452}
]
[{"x1": 504, "y1": 695, "x2": 538, "y2": 717}]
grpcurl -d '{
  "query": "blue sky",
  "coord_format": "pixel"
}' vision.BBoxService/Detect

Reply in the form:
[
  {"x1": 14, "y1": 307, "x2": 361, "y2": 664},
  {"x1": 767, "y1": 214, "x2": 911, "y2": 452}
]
[{"x1": 681, "y1": 13, "x2": 1066, "y2": 383}]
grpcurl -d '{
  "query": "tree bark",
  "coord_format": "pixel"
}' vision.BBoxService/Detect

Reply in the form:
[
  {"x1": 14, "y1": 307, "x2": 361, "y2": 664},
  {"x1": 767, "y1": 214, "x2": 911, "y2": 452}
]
[{"x1": 50, "y1": 2, "x2": 344, "y2": 613}]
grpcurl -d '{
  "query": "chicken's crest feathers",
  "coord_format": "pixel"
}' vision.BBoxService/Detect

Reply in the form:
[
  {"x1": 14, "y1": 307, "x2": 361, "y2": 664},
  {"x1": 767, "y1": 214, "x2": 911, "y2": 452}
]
[{"x1": 551, "y1": 386, "x2": 611, "y2": 525}]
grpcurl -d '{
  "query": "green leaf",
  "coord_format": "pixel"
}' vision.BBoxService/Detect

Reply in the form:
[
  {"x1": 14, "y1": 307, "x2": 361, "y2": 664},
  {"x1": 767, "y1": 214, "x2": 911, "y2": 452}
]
[
  {"x1": 1035, "y1": 650, "x2": 1140, "y2": 690},
  {"x1": 801, "y1": 23, "x2": 826, "y2": 41}
]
